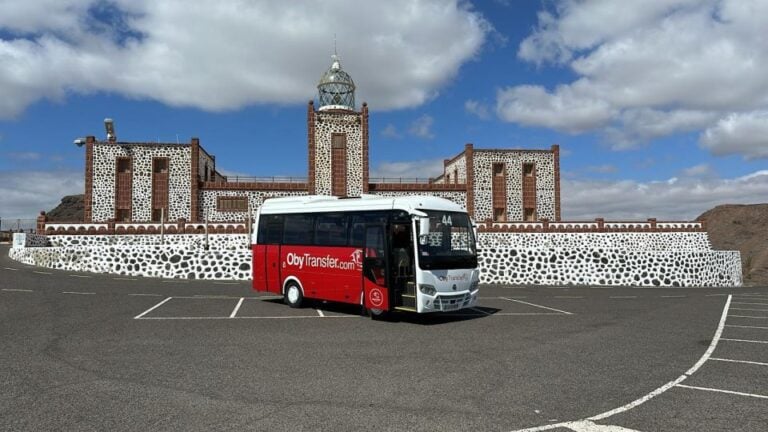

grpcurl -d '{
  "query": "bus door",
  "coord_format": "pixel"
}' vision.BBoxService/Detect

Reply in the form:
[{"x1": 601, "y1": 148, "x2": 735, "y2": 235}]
[
  {"x1": 265, "y1": 245, "x2": 281, "y2": 294},
  {"x1": 362, "y1": 225, "x2": 389, "y2": 312}
]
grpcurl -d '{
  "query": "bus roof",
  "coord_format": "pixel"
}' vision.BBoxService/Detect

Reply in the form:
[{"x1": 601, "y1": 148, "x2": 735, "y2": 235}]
[{"x1": 258, "y1": 194, "x2": 466, "y2": 215}]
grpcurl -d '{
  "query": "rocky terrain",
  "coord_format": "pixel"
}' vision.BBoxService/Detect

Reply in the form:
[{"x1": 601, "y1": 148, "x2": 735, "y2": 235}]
[
  {"x1": 697, "y1": 204, "x2": 768, "y2": 286},
  {"x1": 46, "y1": 194, "x2": 84, "y2": 222}
]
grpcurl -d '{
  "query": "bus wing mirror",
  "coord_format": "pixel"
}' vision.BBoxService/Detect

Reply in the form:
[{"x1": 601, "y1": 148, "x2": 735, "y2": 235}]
[{"x1": 419, "y1": 218, "x2": 430, "y2": 236}]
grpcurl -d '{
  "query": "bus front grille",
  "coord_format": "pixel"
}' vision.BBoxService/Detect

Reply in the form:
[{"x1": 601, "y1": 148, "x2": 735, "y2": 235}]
[{"x1": 434, "y1": 293, "x2": 472, "y2": 311}]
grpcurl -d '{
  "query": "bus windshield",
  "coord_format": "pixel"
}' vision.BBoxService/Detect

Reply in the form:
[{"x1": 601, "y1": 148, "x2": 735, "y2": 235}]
[{"x1": 416, "y1": 210, "x2": 477, "y2": 270}]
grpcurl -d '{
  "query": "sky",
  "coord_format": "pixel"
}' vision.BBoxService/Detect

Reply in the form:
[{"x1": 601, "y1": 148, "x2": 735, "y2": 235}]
[{"x1": 1, "y1": 0, "x2": 767, "y2": 222}]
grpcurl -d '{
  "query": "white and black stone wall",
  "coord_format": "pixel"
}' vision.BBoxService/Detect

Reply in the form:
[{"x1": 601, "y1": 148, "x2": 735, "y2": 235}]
[
  {"x1": 200, "y1": 190, "x2": 308, "y2": 222},
  {"x1": 314, "y1": 112, "x2": 363, "y2": 196},
  {"x1": 442, "y1": 154, "x2": 467, "y2": 184},
  {"x1": 10, "y1": 231, "x2": 742, "y2": 286},
  {"x1": 473, "y1": 151, "x2": 556, "y2": 222},
  {"x1": 10, "y1": 245, "x2": 251, "y2": 280},
  {"x1": 478, "y1": 247, "x2": 741, "y2": 287},
  {"x1": 92, "y1": 144, "x2": 192, "y2": 222}
]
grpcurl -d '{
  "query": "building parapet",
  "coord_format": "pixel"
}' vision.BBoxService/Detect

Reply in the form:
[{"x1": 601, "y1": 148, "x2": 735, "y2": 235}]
[
  {"x1": 477, "y1": 218, "x2": 704, "y2": 233},
  {"x1": 367, "y1": 183, "x2": 467, "y2": 192}
]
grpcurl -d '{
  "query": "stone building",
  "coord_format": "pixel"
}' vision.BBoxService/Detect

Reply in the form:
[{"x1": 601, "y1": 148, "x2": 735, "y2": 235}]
[{"x1": 80, "y1": 55, "x2": 560, "y2": 225}]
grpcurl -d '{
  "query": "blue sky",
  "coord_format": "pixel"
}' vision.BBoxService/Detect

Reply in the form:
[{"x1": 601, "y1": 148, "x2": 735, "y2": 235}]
[{"x1": 1, "y1": 0, "x2": 766, "y2": 221}]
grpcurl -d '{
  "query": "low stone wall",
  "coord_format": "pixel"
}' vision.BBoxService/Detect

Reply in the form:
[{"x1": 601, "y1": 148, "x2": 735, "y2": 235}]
[
  {"x1": 478, "y1": 247, "x2": 741, "y2": 287},
  {"x1": 8, "y1": 232, "x2": 742, "y2": 286},
  {"x1": 9, "y1": 245, "x2": 251, "y2": 280}
]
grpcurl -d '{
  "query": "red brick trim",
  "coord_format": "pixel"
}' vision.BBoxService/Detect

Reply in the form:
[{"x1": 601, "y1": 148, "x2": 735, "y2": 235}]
[
  {"x1": 552, "y1": 144, "x2": 561, "y2": 221},
  {"x1": 307, "y1": 101, "x2": 316, "y2": 194},
  {"x1": 83, "y1": 136, "x2": 95, "y2": 222},
  {"x1": 465, "y1": 143, "x2": 475, "y2": 219},
  {"x1": 362, "y1": 103, "x2": 369, "y2": 194},
  {"x1": 190, "y1": 138, "x2": 200, "y2": 222}
]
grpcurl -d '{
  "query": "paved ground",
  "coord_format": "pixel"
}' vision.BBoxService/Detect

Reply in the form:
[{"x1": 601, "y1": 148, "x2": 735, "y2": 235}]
[{"x1": 1, "y1": 244, "x2": 766, "y2": 431}]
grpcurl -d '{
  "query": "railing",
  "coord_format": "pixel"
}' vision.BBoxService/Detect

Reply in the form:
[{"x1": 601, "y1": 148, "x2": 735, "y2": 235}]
[
  {"x1": 368, "y1": 177, "x2": 435, "y2": 184},
  {"x1": 218, "y1": 176, "x2": 307, "y2": 183},
  {"x1": 477, "y1": 218, "x2": 704, "y2": 233},
  {"x1": 0, "y1": 218, "x2": 37, "y2": 232}
]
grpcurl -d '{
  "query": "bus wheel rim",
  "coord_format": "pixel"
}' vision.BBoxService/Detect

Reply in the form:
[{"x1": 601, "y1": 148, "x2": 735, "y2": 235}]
[{"x1": 287, "y1": 286, "x2": 299, "y2": 303}]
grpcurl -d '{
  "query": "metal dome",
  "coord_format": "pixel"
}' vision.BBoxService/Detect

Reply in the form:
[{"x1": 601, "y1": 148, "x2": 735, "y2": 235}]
[{"x1": 317, "y1": 54, "x2": 356, "y2": 111}]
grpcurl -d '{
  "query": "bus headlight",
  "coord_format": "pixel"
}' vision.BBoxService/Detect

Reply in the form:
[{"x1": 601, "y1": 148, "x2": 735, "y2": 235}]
[{"x1": 419, "y1": 284, "x2": 436, "y2": 296}]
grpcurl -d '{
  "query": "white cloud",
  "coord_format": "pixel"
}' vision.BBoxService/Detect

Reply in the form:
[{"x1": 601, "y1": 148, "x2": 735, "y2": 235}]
[
  {"x1": 464, "y1": 99, "x2": 490, "y2": 120},
  {"x1": 381, "y1": 124, "x2": 402, "y2": 139},
  {"x1": 496, "y1": 83, "x2": 615, "y2": 133},
  {"x1": 585, "y1": 164, "x2": 617, "y2": 174},
  {"x1": 699, "y1": 111, "x2": 768, "y2": 159},
  {"x1": 409, "y1": 114, "x2": 435, "y2": 139},
  {"x1": 0, "y1": 0, "x2": 490, "y2": 118},
  {"x1": 562, "y1": 170, "x2": 768, "y2": 220},
  {"x1": 370, "y1": 158, "x2": 444, "y2": 180},
  {"x1": 0, "y1": 170, "x2": 83, "y2": 219},
  {"x1": 504, "y1": 0, "x2": 768, "y2": 157},
  {"x1": 681, "y1": 163, "x2": 716, "y2": 178}
]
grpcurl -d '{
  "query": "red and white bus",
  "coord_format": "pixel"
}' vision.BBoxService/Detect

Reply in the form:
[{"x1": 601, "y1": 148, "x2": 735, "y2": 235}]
[{"x1": 251, "y1": 195, "x2": 479, "y2": 317}]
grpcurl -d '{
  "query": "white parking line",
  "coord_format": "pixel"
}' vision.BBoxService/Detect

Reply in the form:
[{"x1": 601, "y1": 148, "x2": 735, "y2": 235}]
[
  {"x1": 676, "y1": 384, "x2": 768, "y2": 400},
  {"x1": 500, "y1": 297, "x2": 573, "y2": 315},
  {"x1": 62, "y1": 291, "x2": 95, "y2": 295},
  {"x1": 316, "y1": 309, "x2": 325, "y2": 317},
  {"x1": 729, "y1": 315, "x2": 768, "y2": 319},
  {"x1": 134, "y1": 297, "x2": 172, "y2": 319},
  {"x1": 2, "y1": 288, "x2": 33, "y2": 292},
  {"x1": 731, "y1": 302, "x2": 768, "y2": 306},
  {"x1": 720, "y1": 338, "x2": 768, "y2": 344},
  {"x1": 730, "y1": 307, "x2": 768, "y2": 312},
  {"x1": 113, "y1": 277, "x2": 138, "y2": 281},
  {"x1": 507, "y1": 295, "x2": 733, "y2": 432},
  {"x1": 609, "y1": 296, "x2": 637, "y2": 299},
  {"x1": 33, "y1": 271, "x2": 52, "y2": 275},
  {"x1": 710, "y1": 357, "x2": 768, "y2": 367},
  {"x1": 661, "y1": 295, "x2": 686, "y2": 298},
  {"x1": 3, "y1": 267, "x2": 18, "y2": 271},
  {"x1": 137, "y1": 315, "x2": 357, "y2": 320},
  {"x1": 68, "y1": 274, "x2": 91, "y2": 278},
  {"x1": 128, "y1": 293, "x2": 163, "y2": 297},
  {"x1": 230, "y1": 298, "x2": 244, "y2": 318},
  {"x1": 725, "y1": 324, "x2": 768, "y2": 330},
  {"x1": 469, "y1": 307, "x2": 491, "y2": 315}
]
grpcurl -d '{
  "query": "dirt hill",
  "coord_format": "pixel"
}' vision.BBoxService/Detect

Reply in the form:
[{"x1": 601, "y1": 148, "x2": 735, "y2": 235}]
[
  {"x1": 46, "y1": 194, "x2": 84, "y2": 222},
  {"x1": 697, "y1": 204, "x2": 768, "y2": 286}
]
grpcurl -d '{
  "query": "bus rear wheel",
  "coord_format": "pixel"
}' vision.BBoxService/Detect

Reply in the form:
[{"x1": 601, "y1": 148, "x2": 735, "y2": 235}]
[
  {"x1": 368, "y1": 308, "x2": 386, "y2": 320},
  {"x1": 284, "y1": 282, "x2": 303, "y2": 308}
]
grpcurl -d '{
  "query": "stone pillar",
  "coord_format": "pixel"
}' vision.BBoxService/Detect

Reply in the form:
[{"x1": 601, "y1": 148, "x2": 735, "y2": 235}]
[
  {"x1": 83, "y1": 136, "x2": 96, "y2": 222},
  {"x1": 647, "y1": 218, "x2": 657, "y2": 229},
  {"x1": 361, "y1": 102, "x2": 369, "y2": 193},
  {"x1": 552, "y1": 144, "x2": 561, "y2": 222},
  {"x1": 595, "y1": 217, "x2": 604, "y2": 230},
  {"x1": 307, "y1": 101, "x2": 316, "y2": 195},
  {"x1": 36, "y1": 211, "x2": 47, "y2": 234},
  {"x1": 190, "y1": 138, "x2": 200, "y2": 222},
  {"x1": 465, "y1": 143, "x2": 475, "y2": 219}
]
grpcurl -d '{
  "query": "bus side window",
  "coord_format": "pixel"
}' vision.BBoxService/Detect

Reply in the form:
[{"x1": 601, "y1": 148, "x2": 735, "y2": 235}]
[
  {"x1": 283, "y1": 214, "x2": 314, "y2": 245},
  {"x1": 258, "y1": 215, "x2": 283, "y2": 244}
]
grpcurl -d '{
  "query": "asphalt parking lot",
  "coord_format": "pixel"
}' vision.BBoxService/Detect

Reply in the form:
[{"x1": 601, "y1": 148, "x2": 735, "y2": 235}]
[{"x1": 1, "y1": 245, "x2": 766, "y2": 431}]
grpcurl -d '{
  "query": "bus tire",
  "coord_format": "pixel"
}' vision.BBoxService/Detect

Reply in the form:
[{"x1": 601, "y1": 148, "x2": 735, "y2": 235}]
[
  {"x1": 284, "y1": 281, "x2": 303, "y2": 308},
  {"x1": 368, "y1": 308, "x2": 386, "y2": 320}
]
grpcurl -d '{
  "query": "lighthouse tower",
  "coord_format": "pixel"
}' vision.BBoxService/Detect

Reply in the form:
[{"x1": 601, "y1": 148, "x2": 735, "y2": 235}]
[{"x1": 307, "y1": 54, "x2": 369, "y2": 196}]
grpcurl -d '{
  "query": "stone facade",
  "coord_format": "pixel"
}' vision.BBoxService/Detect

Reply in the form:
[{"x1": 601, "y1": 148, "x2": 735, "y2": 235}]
[{"x1": 90, "y1": 143, "x2": 192, "y2": 222}]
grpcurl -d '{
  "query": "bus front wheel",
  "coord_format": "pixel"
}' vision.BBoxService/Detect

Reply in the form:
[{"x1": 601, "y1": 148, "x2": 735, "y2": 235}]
[{"x1": 284, "y1": 282, "x2": 303, "y2": 308}]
